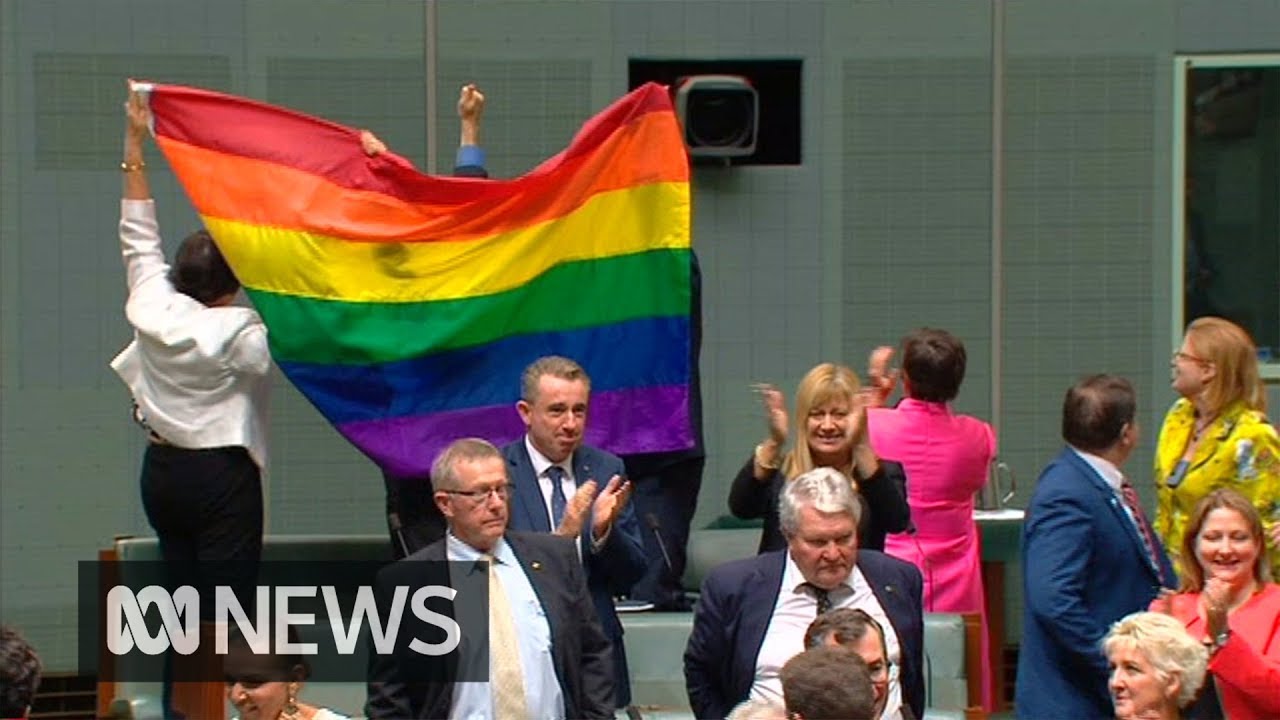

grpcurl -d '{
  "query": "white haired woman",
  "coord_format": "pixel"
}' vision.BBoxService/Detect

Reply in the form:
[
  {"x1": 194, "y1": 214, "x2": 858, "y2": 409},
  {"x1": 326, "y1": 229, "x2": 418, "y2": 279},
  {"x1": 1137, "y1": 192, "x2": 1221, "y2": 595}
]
[{"x1": 1104, "y1": 611, "x2": 1208, "y2": 720}]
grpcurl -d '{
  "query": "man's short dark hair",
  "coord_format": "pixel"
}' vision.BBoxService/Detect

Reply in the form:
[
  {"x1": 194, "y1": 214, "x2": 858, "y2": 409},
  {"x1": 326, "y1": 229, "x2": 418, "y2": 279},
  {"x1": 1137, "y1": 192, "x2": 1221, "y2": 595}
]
[
  {"x1": 169, "y1": 229, "x2": 240, "y2": 305},
  {"x1": 804, "y1": 607, "x2": 885, "y2": 653},
  {"x1": 901, "y1": 327, "x2": 967, "y2": 402},
  {"x1": 1061, "y1": 374, "x2": 1136, "y2": 454},
  {"x1": 0, "y1": 625, "x2": 41, "y2": 717},
  {"x1": 780, "y1": 646, "x2": 875, "y2": 720}
]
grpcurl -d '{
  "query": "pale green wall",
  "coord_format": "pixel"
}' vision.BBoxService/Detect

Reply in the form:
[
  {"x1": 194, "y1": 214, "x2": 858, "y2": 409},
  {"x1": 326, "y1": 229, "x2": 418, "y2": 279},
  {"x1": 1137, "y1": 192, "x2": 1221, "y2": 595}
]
[{"x1": 4, "y1": 0, "x2": 1280, "y2": 671}]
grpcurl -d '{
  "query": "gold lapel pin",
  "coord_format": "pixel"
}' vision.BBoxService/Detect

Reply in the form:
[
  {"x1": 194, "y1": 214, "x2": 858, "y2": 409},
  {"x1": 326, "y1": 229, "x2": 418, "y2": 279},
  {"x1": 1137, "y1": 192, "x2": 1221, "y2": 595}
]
[{"x1": 530, "y1": 561, "x2": 544, "y2": 571}]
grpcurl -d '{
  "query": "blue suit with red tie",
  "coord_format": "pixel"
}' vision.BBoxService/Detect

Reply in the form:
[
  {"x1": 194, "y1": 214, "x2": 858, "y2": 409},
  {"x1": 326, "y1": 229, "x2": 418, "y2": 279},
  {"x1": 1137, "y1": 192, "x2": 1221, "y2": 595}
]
[{"x1": 1016, "y1": 447, "x2": 1176, "y2": 719}]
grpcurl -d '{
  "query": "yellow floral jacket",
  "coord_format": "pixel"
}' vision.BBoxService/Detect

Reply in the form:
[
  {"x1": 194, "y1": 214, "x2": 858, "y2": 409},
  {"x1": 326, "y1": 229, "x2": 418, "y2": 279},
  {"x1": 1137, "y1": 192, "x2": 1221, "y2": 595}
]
[{"x1": 1154, "y1": 398, "x2": 1280, "y2": 579}]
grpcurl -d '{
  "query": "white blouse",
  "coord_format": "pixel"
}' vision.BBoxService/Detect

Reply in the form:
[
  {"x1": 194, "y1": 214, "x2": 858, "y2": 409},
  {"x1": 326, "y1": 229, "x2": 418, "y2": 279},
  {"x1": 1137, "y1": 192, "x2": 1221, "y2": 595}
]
[{"x1": 110, "y1": 199, "x2": 272, "y2": 468}]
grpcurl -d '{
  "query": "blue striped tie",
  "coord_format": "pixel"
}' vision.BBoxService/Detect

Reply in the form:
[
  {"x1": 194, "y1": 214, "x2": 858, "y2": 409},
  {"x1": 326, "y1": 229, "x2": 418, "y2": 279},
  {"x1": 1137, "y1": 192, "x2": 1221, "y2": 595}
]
[{"x1": 547, "y1": 465, "x2": 568, "y2": 529}]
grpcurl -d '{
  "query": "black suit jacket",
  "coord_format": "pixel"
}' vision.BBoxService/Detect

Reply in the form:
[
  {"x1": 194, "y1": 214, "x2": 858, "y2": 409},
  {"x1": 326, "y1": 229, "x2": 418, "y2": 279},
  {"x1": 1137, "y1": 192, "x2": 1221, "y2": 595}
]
[
  {"x1": 365, "y1": 531, "x2": 615, "y2": 719},
  {"x1": 728, "y1": 458, "x2": 912, "y2": 553},
  {"x1": 684, "y1": 549, "x2": 925, "y2": 720}
]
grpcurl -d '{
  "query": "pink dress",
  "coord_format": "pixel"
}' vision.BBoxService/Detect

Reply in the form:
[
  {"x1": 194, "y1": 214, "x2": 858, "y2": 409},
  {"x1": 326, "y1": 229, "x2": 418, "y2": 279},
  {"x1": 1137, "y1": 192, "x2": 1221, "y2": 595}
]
[{"x1": 868, "y1": 398, "x2": 996, "y2": 710}]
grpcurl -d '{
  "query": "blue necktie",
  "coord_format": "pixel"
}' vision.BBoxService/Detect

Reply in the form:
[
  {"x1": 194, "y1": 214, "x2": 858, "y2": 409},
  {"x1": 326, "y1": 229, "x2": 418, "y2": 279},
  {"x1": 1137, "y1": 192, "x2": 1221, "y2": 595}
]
[{"x1": 547, "y1": 465, "x2": 568, "y2": 529}]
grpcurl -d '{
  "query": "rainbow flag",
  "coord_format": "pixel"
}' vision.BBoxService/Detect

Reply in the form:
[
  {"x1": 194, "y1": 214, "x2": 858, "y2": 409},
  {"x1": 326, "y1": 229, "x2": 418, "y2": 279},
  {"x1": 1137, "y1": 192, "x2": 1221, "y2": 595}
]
[{"x1": 140, "y1": 81, "x2": 693, "y2": 478}]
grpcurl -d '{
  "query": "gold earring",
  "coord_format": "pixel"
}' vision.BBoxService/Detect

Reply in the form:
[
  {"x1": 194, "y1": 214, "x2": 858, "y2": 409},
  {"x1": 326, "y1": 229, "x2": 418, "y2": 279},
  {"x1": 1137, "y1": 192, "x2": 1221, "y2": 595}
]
[{"x1": 282, "y1": 684, "x2": 299, "y2": 718}]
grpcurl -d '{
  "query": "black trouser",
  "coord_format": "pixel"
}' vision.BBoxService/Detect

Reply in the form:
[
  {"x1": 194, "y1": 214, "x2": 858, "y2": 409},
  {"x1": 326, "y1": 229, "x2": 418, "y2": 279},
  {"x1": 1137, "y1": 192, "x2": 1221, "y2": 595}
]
[
  {"x1": 140, "y1": 444, "x2": 264, "y2": 608},
  {"x1": 624, "y1": 455, "x2": 704, "y2": 609},
  {"x1": 139, "y1": 444, "x2": 262, "y2": 715}
]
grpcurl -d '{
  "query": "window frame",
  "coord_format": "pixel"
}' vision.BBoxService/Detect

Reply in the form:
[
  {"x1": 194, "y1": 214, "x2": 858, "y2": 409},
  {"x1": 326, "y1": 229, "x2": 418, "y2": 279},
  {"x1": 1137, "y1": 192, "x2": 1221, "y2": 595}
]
[{"x1": 1172, "y1": 53, "x2": 1280, "y2": 380}]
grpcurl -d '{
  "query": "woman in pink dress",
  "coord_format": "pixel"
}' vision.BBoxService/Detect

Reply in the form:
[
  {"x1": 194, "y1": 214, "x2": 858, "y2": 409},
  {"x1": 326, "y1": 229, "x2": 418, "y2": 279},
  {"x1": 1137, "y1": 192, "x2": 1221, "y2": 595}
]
[{"x1": 865, "y1": 328, "x2": 997, "y2": 711}]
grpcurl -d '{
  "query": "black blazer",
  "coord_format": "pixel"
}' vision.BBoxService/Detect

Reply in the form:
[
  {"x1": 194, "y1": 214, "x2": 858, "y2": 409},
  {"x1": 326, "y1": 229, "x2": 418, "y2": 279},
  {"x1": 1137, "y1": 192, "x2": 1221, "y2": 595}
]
[
  {"x1": 684, "y1": 549, "x2": 925, "y2": 720},
  {"x1": 728, "y1": 458, "x2": 912, "y2": 553},
  {"x1": 364, "y1": 531, "x2": 615, "y2": 719}
]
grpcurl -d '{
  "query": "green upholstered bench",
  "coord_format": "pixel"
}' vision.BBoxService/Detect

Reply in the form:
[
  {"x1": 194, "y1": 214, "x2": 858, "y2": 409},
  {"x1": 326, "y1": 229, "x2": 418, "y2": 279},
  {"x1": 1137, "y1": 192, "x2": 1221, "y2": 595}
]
[
  {"x1": 683, "y1": 527, "x2": 759, "y2": 591},
  {"x1": 619, "y1": 610, "x2": 979, "y2": 718}
]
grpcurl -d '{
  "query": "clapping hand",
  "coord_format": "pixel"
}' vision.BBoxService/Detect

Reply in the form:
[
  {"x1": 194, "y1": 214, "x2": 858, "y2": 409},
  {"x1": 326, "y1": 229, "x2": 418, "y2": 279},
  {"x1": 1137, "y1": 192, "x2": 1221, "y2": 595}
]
[
  {"x1": 865, "y1": 345, "x2": 899, "y2": 407},
  {"x1": 1202, "y1": 577, "x2": 1232, "y2": 640},
  {"x1": 752, "y1": 383, "x2": 788, "y2": 445},
  {"x1": 591, "y1": 475, "x2": 633, "y2": 540},
  {"x1": 554, "y1": 480, "x2": 598, "y2": 539}
]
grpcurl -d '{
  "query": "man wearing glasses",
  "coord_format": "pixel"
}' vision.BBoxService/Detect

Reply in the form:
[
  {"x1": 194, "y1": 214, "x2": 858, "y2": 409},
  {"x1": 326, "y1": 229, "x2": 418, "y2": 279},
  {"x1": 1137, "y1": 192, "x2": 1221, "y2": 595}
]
[
  {"x1": 365, "y1": 437, "x2": 614, "y2": 719},
  {"x1": 502, "y1": 355, "x2": 647, "y2": 712},
  {"x1": 805, "y1": 608, "x2": 899, "y2": 719}
]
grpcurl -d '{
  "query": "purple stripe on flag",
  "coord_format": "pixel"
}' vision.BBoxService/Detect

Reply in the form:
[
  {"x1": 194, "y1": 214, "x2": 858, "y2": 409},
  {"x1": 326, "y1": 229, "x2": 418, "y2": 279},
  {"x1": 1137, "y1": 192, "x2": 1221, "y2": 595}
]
[{"x1": 339, "y1": 384, "x2": 694, "y2": 478}]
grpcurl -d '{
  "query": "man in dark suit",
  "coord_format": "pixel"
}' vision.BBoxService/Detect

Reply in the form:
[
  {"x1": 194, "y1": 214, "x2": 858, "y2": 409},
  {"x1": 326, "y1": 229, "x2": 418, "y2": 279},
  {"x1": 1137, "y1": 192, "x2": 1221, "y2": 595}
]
[
  {"x1": 502, "y1": 355, "x2": 648, "y2": 710},
  {"x1": 1015, "y1": 374, "x2": 1176, "y2": 720},
  {"x1": 365, "y1": 438, "x2": 614, "y2": 719},
  {"x1": 684, "y1": 466, "x2": 924, "y2": 720}
]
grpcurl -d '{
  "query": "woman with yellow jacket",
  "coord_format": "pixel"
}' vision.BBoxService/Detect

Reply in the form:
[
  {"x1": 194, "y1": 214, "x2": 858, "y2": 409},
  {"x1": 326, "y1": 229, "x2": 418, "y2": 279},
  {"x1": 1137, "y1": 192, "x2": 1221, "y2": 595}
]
[{"x1": 1156, "y1": 316, "x2": 1280, "y2": 579}]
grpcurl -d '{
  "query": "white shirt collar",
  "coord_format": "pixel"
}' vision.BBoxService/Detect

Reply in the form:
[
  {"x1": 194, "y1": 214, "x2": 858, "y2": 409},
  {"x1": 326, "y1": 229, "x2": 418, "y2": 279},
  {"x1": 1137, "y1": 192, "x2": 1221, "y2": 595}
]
[
  {"x1": 1070, "y1": 446, "x2": 1125, "y2": 492},
  {"x1": 445, "y1": 530, "x2": 514, "y2": 565},
  {"x1": 524, "y1": 434, "x2": 570, "y2": 479}
]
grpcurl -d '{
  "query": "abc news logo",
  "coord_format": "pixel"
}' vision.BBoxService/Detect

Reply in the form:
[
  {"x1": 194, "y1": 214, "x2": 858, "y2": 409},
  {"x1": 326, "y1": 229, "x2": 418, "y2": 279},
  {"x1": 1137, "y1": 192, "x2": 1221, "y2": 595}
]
[
  {"x1": 106, "y1": 584, "x2": 461, "y2": 656},
  {"x1": 80, "y1": 561, "x2": 489, "y2": 683}
]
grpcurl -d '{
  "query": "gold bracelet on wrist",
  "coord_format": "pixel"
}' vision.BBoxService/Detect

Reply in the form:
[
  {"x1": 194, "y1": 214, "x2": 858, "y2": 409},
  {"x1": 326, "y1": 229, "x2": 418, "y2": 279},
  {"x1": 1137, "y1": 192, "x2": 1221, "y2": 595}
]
[
  {"x1": 755, "y1": 442, "x2": 782, "y2": 471},
  {"x1": 120, "y1": 160, "x2": 146, "y2": 172}
]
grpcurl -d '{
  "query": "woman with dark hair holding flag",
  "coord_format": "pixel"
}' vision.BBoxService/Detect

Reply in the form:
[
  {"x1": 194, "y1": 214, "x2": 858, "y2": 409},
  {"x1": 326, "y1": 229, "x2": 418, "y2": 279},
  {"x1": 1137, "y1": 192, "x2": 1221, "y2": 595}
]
[{"x1": 112, "y1": 84, "x2": 273, "y2": 717}]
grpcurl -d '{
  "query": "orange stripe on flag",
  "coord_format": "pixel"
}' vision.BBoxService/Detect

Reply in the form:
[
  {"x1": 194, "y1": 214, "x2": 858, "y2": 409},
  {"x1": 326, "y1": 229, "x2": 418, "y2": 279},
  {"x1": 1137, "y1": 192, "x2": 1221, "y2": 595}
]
[{"x1": 155, "y1": 111, "x2": 688, "y2": 243}]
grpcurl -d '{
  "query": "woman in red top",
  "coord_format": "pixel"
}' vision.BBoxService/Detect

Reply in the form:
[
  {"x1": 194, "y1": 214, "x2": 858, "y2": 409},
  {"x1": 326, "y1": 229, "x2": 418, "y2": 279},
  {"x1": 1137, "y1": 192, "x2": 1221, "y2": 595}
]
[{"x1": 1154, "y1": 488, "x2": 1280, "y2": 719}]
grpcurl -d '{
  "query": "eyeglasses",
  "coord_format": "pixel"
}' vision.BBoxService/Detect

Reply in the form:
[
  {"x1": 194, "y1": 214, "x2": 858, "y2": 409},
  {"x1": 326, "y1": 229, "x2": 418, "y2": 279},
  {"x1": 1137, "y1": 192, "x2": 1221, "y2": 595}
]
[
  {"x1": 443, "y1": 485, "x2": 511, "y2": 503},
  {"x1": 1173, "y1": 350, "x2": 1211, "y2": 365},
  {"x1": 865, "y1": 659, "x2": 891, "y2": 683}
]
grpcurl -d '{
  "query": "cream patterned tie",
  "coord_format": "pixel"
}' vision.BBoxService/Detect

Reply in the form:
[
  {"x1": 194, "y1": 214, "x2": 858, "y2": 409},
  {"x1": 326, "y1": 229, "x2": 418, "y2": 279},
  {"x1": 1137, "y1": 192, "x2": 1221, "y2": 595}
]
[{"x1": 484, "y1": 553, "x2": 528, "y2": 719}]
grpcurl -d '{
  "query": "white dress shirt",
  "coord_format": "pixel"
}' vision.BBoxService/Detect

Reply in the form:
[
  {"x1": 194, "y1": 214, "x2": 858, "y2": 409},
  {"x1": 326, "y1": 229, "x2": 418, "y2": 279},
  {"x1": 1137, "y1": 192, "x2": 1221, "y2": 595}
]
[
  {"x1": 110, "y1": 200, "x2": 272, "y2": 468},
  {"x1": 523, "y1": 436, "x2": 610, "y2": 552},
  {"x1": 751, "y1": 552, "x2": 905, "y2": 720},
  {"x1": 1071, "y1": 447, "x2": 1144, "y2": 528},
  {"x1": 446, "y1": 533, "x2": 564, "y2": 720},
  {"x1": 525, "y1": 436, "x2": 579, "y2": 528}
]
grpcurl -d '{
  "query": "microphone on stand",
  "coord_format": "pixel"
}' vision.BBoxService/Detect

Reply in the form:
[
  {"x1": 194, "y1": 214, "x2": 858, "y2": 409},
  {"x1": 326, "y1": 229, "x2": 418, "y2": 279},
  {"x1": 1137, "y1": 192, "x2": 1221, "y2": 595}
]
[
  {"x1": 388, "y1": 512, "x2": 410, "y2": 559},
  {"x1": 644, "y1": 512, "x2": 675, "y2": 579}
]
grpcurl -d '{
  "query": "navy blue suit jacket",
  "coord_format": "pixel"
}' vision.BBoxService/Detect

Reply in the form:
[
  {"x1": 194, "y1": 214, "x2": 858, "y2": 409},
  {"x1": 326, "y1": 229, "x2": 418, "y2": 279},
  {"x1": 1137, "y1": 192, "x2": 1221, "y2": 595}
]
[
  {"x1": 502, "y1": 440, "x2": 648, "y2": 703},
  {"x1": 1015, "y1": 447, "x2": 1175, "y2": 720},
  {"x1": 683, "y1": 549, "x2": 925, "y2": 720}
]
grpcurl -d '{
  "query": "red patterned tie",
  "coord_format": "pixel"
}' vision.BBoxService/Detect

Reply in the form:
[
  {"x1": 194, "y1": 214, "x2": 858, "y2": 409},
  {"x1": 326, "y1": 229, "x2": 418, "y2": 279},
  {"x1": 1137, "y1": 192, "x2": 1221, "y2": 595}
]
[{"x1": 1120, "y1": 480, "x2": 1166, "y2": 585}]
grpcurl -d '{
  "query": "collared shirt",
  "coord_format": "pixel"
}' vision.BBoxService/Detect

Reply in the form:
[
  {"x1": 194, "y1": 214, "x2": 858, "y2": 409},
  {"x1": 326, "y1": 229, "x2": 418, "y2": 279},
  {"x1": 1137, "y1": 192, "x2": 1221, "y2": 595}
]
[
  {"x1": 456, "y1": 144, "x2": 486, "y2": 171},
  {"x1": 525, "y1": 435, "x2": 579, "y2": 529},
  {"x1": 110, "y1": 200, "x2": 272, "y2": 468},
  {"x1": 445, "y1": 533, "x2": 563, "y2": 720},
  {"x1": 751, "y1": 553, "x2": 904, "y2": 720},
  {"x1": 523, "y1": 436, "x2": 610, "y2": 552},
  {"x1": 1071, "y1": 447, "x2": 1145, "y2": 528}
]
